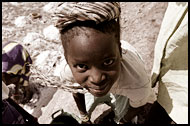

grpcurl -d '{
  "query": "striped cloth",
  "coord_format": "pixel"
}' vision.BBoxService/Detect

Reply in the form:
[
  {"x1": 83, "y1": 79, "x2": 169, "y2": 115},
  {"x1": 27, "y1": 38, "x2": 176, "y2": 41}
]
[
  {"x1": 52, "y1": 2, "x2": 120, "y2": 30},
  {"x1": 2, "y1": 41, "x2": 32, "y2": 86}
]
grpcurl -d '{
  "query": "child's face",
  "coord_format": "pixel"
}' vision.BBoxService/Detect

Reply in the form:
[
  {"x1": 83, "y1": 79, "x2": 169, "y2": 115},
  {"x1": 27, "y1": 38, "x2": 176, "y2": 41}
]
[{"x1": 65, "y1": 29, "x2": 121, "y2": 97}]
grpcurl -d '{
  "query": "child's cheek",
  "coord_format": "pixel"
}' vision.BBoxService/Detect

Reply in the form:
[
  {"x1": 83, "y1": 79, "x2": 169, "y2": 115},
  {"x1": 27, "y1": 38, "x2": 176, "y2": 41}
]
[
  {"x1": 72, "y1": 72, "x2": 87, "y2": 86},
  {"x1": 109, "y1": 63, "x2": 121, "y2": 81}
]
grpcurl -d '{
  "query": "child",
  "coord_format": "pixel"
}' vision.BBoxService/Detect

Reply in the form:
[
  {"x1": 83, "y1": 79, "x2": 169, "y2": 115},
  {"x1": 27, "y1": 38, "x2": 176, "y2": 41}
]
[
  {"x1": 53, "y1": 2, "x2": 156, "y2": 124},
  {"x1": 2, "y1": 41, "x2": 33, "y2": 104}
]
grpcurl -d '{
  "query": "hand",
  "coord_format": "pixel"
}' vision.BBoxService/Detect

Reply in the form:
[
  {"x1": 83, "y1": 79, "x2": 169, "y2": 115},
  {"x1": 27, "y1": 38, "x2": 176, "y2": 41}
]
[
  {"x1": 22, "y1": 86, "x2": 34, "y2": 103},
  {"x1": 80, "y1": 114, "x2": 92, "y2": 124},
  {"x1": 16, "y1": 85, "x2": 34, "y2": 104}
]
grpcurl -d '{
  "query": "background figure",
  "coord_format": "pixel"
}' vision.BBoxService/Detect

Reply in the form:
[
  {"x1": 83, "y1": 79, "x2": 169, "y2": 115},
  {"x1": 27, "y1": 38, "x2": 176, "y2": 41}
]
[
  {"x1": 2, "y1": 81, "x2": 26, "y2": 124},
  {"x1": 2, "y1": 81, "x2": 39, "y2": 124},
  {"x1": 146, "y1": 2, "x2": 188, "y2": 124},
  {"x1": 2, "y1": 41, "x2": 33, "y2": 104}
]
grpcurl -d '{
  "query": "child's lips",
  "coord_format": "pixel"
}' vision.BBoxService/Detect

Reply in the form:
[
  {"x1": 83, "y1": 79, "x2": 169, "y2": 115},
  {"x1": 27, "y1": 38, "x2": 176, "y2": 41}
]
[
  {"x1": 89, "y1": 81, "x2": 108, "y2": 90},
  {"x1": 88, "y1": 82, "x2": 108, "y2": 93}
]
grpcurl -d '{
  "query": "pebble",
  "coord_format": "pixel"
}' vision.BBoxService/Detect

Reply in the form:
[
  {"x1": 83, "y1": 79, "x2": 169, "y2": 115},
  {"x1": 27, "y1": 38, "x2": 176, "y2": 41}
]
[
  {"x1": 35, "y1": 50, "x2": 50, "y2": 67},
  {"x1": 10, "y1": 2, "x2": 19, "y2": 6},
  {"x1": 53, "y1": 58, "x2": 67, "y2": 77},
  {"x1": 43, "y1": 2, "x2": 60, "y2": 13},
  {"x1": 43, "y1": 25, "x2": 61, "y2": 42},
  {"x1": 14, "y1": 16, "x2": 28, "y2": 27},
  {"x1": 23, "y1": 32, "x2": 43, "y2": 45}
]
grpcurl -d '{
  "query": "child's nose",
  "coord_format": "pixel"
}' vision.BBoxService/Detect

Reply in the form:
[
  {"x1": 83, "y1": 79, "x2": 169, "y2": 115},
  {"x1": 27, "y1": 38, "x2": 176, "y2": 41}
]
[{"x1": 89, "y1": 67, "x2": 106, "y2": 85}]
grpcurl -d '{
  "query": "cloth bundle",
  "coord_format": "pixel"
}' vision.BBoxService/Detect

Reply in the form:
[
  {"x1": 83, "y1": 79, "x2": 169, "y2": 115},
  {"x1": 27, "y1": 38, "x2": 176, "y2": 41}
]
[
  {"x1": 52, "y1": 2, "x2": 121, "y2": 30},
  {"x1": 2, "y1": 41, "x2": 32, "y2": 86}
]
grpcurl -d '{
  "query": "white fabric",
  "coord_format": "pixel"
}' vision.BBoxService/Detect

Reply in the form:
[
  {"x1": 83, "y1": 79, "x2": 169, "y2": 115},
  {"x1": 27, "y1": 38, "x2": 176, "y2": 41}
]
[
  {"x1": 151, "y1": 2, "x2": 188, "y2": 86},
  {"x1": 151, "y1": 2, "x2": 188, "y2": 124},
  {"x1": 157, "y1": 70, "x2": 188, "y2": 124},
  {"x1": 84, "y1": 92, "x2": 129, "y2": 122},
  {"x1": 109, "y1": 40, "x2": 156, "y2": 108}
]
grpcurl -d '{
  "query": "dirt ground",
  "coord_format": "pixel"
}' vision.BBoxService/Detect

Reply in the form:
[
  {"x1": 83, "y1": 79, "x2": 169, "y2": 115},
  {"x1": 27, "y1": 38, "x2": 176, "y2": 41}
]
[{"x1": 2, "y1": 2, "x2": 168, "y2": 124}]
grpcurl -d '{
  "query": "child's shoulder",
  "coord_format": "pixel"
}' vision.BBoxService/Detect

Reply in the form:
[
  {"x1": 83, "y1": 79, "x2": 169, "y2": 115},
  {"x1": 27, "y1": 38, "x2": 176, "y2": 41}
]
[
  {"x1": 2, "y1": 41, "x2": 24, "y2": 53},
  {"x1": 3, "y1": 41, "x2": 19, "y2": 47},
  {"x1": 120, "y1": 40, "x2": 144, "y2": 63},
  {"x1": 118, "y1": 40, "x2": 150, "y2": 88},
  {"x1": 120, "y1": 40, "x2": 137, "y2": 53}
]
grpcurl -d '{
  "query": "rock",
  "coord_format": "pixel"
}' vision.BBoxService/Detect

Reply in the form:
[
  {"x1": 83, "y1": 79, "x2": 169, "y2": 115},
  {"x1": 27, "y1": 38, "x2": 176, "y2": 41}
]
[
  {"x1": 10, "y1": 2, "x2": 19, "y2": 6},
  {"x1": 38, "y1": 89, "x2": 79, "y2": 124},
  {"x1": 21, "y1": 87, "x2": 58, "y2": 120},
  {"x1": 29, "y1": 13, "x2": 42, "y2": 19},
  {"x1": 35, "y1": 50, "x2": 50, "y2": 67},
  {"x1": 22, "y1": 32, "x2": 48, "y2": 54},
  {"x1": 23, "y1": 32, "x2": 43, "y2": 45},
  {"x1": 53, "y1": 58, "x2": 66, "y2": 77},
  {"x1": 43, "y1": 25, "x2": 61, "y2": 43},
  {"x1": 14, "y1": 16, "x2": 30, "y2": 27},
  {"x1": 43, "y1": 2, "x2": 60, "y2": 14},
  {"x1": 34, "y1": 50, "x2": 62, "y2": 75}
]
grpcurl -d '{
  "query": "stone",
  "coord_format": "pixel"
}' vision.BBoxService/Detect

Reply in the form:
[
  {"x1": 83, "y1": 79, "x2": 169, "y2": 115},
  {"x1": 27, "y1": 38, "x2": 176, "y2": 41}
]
[
  {"x1": 10, "y1": 2, "x2": 19, "y2": 6},
  {"x1": 35, "y1": 50, "x2": 50, "y2": 68},
  {"x1": 43, "y1": 25, "x2": 61, "y2": 43},
  {"x1": 53, "y1": 58, "x2": 66, "y2": 77},
  {"x1": 14, "y1": 16, "x2": 29, "y2": 27},
  {"x1": 43, "y1": 2, "x2": 60, "y2": 14},
  {"x1": 38, "y1": 89, "x2": 79, "y2": 124},
  {"x1": 23, "y1": 32, "x2": 43, "y2": 45}
]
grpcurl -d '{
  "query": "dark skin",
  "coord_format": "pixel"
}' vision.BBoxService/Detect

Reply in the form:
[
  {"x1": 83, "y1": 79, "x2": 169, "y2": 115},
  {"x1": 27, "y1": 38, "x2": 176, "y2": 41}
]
[
  {"x1": 63, "y1": 28, "x2": 144, "y2": 124},
  {"x1": 2, "y1": 72, "x2": 32, "y2": 104},
  {"x1": 72, "y1": 93, "x2": 91, "y2": 124},
  {"x1": 2, "y1": 73, "x2": 21, "y2": 95}
]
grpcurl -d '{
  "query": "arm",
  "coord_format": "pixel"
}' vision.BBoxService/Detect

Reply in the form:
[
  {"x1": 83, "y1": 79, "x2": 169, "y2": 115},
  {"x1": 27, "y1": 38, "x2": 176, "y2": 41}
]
[
  {"x1": 72, "y1": 93, "x2": 88, "y2": 115},
  {"x1": 72, "y1": 93, "x2": 91, "y2": 124},
  {"x1": 119, "y1": 104, "x2": 145, "y2": 124}
]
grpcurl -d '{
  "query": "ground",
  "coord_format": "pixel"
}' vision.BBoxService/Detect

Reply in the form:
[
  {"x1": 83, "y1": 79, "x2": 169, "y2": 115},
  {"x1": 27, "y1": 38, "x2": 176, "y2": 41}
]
[{"x1": 2, "y1": 2, "x2": 168, "y2": 124}]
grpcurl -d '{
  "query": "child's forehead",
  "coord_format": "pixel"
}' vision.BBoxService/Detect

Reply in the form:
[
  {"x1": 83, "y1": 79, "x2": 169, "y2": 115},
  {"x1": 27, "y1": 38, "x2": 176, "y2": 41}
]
[
  {"x1": 70, "y1": 29, "x2": 116, "y2": 48},
  {"x1": 66, "y1": 31, "x2": 119, "y2": 61}
]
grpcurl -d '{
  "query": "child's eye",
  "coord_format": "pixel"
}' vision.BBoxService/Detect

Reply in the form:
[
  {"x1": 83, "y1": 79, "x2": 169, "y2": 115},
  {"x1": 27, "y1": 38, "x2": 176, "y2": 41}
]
[
  {"x1": 103, "y1": 59, "x2": 114, "y2": 66},
  {"x1": 76, "y1": 64, "x2": 88, "y2": 71}
]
